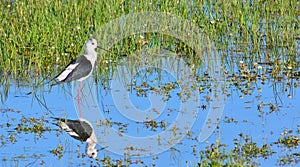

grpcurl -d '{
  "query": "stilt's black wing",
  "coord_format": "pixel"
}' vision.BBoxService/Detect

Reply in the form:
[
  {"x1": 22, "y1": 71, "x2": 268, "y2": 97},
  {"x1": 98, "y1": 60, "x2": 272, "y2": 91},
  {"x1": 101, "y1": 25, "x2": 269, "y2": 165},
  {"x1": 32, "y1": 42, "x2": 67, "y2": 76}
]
[
  {"x1": 53, "y1": 118, "x2": 93, "y2": 142},
  {"x1": 51, "y1": 55, "x2": 92, "y2": 86}
]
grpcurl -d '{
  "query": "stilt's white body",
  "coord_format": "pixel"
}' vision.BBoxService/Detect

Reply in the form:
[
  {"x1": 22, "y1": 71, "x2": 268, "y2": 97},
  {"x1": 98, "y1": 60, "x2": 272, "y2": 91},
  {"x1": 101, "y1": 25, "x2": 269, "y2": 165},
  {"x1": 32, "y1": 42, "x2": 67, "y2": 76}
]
[{"x1": 52, "y1": 38, "x2": 98, "y2": 85}]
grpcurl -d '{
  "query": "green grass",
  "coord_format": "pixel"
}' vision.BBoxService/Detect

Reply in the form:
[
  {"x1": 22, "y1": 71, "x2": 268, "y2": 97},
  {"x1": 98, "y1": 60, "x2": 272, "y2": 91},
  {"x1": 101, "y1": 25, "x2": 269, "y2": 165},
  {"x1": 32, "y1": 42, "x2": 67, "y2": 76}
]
[{"x1": 0, "y1": 0, "x2": 298, "y2": 81}]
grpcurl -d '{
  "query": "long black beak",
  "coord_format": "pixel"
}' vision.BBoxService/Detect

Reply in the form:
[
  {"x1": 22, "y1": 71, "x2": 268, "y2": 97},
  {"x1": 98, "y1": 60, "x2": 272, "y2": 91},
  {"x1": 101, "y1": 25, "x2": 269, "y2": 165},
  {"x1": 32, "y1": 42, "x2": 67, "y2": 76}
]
[{"x1": 97, "y1": 46, "x2": 112, "y2": 53}]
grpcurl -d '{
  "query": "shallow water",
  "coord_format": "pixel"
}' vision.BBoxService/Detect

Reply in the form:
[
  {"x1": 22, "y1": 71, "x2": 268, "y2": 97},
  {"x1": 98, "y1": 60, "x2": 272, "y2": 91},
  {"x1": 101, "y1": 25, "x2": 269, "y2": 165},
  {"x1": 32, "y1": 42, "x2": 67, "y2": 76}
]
[{"x1": 1, "y1": 46, "x2": 299, "y2": 166}]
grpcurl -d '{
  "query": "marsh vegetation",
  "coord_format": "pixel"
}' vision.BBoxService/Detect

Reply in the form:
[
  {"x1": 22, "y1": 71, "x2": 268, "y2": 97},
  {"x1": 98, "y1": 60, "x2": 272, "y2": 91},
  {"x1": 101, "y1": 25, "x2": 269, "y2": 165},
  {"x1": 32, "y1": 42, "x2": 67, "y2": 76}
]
[{"x1": 0, "y1": 0, "x2": 299, "y2": 166}]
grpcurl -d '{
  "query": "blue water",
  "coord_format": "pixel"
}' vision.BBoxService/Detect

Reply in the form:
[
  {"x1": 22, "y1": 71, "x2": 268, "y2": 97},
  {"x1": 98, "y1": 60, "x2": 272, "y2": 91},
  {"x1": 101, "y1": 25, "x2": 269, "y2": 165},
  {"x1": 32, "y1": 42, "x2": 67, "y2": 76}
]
[{"x1": 1, "y1": 55, "x2": 299, "y2": 167}]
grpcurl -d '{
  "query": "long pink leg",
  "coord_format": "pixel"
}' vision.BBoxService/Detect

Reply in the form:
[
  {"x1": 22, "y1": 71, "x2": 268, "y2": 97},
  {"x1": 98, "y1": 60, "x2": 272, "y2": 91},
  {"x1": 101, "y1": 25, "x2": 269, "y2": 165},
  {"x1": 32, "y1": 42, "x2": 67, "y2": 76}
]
[{"x1": 78, "y1": 81, "x2": 82, "y2": 118}]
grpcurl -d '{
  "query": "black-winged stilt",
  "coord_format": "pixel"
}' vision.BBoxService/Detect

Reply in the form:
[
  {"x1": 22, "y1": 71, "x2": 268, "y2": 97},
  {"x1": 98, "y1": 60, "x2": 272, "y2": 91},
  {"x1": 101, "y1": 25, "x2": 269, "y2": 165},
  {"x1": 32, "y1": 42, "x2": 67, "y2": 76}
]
[
  {"x1": 51, "y1": 38, "x2": 99, "y2": 117},
  {"x1": 53, "y1": 117, "x2": 98, "y2": 158}
]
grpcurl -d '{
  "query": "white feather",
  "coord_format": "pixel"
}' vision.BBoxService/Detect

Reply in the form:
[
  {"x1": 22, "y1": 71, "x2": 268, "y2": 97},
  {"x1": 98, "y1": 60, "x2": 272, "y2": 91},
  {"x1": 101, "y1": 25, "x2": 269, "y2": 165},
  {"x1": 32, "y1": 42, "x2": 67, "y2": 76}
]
[
  {"x1": 59, "y1": 121, "x2": 80, "y2": 138},
  {"x1": 56, "y1": 63, "x2": 79, "y2": 81}
]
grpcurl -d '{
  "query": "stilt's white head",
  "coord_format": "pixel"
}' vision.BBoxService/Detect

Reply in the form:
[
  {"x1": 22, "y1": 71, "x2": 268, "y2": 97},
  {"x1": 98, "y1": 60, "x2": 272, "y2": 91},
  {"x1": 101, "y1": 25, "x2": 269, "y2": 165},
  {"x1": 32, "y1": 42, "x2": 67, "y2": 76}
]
[
  {"x1": 85, "y1": 38, "x2": 98, "y2": 54},
  {"x1": 86, "y1": 142, "x2": 98, "y2": 158}
]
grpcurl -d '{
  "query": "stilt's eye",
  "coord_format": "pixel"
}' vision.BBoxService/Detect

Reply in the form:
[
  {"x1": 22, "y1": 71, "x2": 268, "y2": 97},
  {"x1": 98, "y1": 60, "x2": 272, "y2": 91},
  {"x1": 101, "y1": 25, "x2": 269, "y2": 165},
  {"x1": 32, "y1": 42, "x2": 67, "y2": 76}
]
[{"x1": 92, "y1": 43, "x2": 95, "y2": 45}]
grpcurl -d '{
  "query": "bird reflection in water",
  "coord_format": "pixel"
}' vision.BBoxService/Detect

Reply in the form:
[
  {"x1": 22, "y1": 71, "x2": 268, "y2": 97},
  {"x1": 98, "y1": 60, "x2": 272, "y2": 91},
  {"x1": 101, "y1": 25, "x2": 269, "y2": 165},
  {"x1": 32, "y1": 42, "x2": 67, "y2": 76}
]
[{"x1": 53, "y1": 117, "x2": 98, "y2": 158}]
